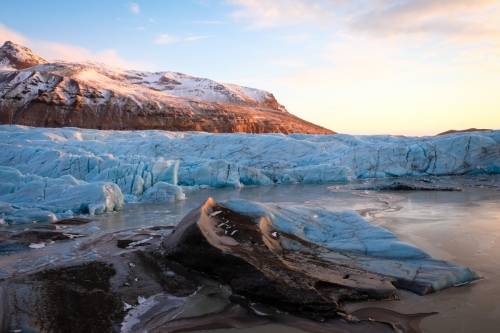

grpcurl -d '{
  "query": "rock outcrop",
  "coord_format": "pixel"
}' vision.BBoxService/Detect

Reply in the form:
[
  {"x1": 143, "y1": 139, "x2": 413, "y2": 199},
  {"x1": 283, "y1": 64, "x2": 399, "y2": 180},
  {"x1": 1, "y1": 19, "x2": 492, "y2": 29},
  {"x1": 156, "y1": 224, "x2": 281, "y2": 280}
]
[{"x1": 0, "y1": 41, "x2": 332, "y2": 134}]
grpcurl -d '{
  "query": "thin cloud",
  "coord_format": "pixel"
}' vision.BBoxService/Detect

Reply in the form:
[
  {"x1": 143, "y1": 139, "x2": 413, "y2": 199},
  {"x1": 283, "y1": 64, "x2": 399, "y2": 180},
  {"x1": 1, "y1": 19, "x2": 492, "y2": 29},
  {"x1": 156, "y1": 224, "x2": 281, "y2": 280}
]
[
  {"x1": 184, "y1": 35, "x2": 210, "y2": 42},
  {"x1": 226, "y1": 0, "x2": 330, "y2": 28},
  {"x1": 153, "y1": 34, "x2": 179, "y2": 45},
  {"x1": 0, "y1": 23, "x2": 149, "y2": 70},
  {"x1": 350, "y1": 0, "x2": 500, "y2": 39},
  {"x1": 0, "y1": 24, "x2": 28, "y2": 45},
  {"x1": 153, "y1": 33, "x2": 210, "y2": 45},
  {"x1": 130, "y1": 2, "x2": 140, "y2": 14},
  {"x1": 190, "y1": 20, "x2": 226, "y2": 25},
  {"x1": 281, "y1": 32, "x2": 311, "y2": 43},
  {"x1": 273, "y1": 58, "x2": 306, "y2": 68},
  {"x1": 226, "y1": 0, "x2": 500, "y2": 42}
]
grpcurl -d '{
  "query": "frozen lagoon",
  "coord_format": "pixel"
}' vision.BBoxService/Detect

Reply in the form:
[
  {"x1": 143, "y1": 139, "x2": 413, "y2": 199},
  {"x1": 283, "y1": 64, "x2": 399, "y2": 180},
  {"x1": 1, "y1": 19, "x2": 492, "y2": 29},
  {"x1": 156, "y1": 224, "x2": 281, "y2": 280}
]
[
  {"x1": 1, "y1": 177, "x2": 499, "y2": 332},
  {"x1": 0, "y1": 125, "x2": 498, "y2": 224}
]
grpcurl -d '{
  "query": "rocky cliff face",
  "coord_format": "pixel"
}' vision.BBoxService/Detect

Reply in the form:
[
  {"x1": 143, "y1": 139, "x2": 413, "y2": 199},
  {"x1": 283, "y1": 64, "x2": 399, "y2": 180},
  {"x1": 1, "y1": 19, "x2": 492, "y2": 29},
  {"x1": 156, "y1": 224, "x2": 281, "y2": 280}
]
[{"x1": 0, "y1": 41, "x2": 332, "y2": 134}]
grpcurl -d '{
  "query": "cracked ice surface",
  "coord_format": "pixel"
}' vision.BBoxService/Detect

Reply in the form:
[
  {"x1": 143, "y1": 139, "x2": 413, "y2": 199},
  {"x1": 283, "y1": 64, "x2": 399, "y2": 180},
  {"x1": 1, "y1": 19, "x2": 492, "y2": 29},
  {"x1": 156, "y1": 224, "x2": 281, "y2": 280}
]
[{"x1": 0, "y1": 125, "x2": 498, "y2": 223}]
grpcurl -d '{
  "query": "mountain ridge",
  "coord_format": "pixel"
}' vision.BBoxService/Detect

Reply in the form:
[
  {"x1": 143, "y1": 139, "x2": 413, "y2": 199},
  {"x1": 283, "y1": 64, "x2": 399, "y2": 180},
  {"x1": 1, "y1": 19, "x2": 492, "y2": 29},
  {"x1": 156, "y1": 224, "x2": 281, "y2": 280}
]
[{"x1": 0, "y1": 41, "x2": 333, "y2": 134}]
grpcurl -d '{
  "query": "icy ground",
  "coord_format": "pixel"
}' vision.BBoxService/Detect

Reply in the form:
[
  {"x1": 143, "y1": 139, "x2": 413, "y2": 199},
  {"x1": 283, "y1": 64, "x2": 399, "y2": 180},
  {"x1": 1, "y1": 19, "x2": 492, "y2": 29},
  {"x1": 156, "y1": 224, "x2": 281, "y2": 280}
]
[{"x1": 0, "y1": 125, "x2": 498, "y2": 223}]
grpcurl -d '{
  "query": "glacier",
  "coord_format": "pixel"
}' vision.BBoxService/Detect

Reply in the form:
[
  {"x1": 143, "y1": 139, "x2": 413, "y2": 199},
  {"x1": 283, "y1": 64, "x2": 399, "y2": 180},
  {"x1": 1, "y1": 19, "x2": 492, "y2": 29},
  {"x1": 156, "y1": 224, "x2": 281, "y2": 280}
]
[{"x1": 0, "y1": 125, "x2": 499, "y2": 223}]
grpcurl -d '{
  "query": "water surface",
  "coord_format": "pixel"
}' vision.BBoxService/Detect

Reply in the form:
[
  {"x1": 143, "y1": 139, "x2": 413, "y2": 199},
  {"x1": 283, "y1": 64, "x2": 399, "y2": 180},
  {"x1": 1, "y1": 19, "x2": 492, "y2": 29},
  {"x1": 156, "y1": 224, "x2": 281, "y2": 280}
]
[{"x1": 3, "y1": 179, "x2": 500, "y2": 333}]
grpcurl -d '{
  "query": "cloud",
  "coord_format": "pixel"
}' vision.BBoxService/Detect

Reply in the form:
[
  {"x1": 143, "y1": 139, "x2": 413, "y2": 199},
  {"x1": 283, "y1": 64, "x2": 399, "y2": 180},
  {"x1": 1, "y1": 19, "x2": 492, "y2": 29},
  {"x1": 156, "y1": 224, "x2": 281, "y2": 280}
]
[
  {"x1": 226, "y1": 0, "x2": 500, "y2": 42},
  {"x1": 349, "y1": 0, "x2": 500, "y2": 40},
  {"x1": 273, "y1": 58, "x2": 305, "y2": 68},
  {"x1": 190, "y1": 20, "x2": 226, "y2": 25},
  {"x1": 153, "y1": 33, "x2": 210, "y2": 45},
  {"x1": 281, "y1": 32, "x2": 311, "y2": 43},
  {"x1": 226, "y1": 0, "x2": 330, "y2": 28},
  {"x1": 0, "y1": 24, "x2": 28, "y2": 44},
  {"x1": 130, "y1": 2, "x2": 140, "y2": 14},
  {"x1": 0, "y1": 23, "x2": 148, "y2": 69},
  {"x1": 153, "y1": 34, "x2": 179, "y2": 45},
  {"x1": 184, "y1": 35, "x2": 210, "y2": 42}
]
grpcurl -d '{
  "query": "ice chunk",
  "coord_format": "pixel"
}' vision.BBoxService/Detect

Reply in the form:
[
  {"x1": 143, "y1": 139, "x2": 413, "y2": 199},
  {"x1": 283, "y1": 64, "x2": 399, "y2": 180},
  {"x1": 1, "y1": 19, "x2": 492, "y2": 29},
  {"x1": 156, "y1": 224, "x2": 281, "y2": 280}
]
[
  {"x1": 0, "y1": 166, "x2": 124, "y2": 224},
  {"x1": 221, "y1": 199, "x2": 479, "y2": 294},
  {"x1": 140, "y1": 182, "x2": 186, "y2": 203}
]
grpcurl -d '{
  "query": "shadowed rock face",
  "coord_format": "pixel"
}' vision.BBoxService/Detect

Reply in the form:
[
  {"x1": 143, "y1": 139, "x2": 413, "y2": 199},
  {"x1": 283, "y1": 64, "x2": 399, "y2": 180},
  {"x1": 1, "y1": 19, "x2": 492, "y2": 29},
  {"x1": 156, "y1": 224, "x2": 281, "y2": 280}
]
[{"x1": 0, "y1": 41, "x2": 333, "y2": 134}]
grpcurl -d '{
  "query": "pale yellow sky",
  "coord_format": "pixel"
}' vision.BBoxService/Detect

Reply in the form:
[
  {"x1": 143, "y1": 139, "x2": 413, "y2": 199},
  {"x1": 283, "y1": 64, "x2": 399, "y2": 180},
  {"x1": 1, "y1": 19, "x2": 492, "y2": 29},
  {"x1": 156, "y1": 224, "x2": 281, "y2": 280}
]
[
  {"x1": 239, "y1": 0, "x2": 500, "y2": 135},
  {"x1": 277, "y1": 56, "x2": 500, "y2": 135}
]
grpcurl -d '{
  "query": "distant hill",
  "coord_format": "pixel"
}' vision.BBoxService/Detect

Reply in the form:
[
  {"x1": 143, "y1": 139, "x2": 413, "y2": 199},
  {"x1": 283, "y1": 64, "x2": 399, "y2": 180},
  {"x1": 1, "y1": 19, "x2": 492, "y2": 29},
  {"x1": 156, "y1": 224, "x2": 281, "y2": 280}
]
[{"x1": 437, "y1": 128, "x2": 492, "y2": 136}]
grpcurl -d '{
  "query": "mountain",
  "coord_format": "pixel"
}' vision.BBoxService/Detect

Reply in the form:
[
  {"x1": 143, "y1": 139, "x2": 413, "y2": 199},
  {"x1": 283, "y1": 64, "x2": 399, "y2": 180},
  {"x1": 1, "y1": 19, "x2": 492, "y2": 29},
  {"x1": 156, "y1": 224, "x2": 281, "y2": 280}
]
[
  {"x1": 0, "y1": 41, "x2": 47, "y2": 69},
  {"x1": 0, "y1": 41, "x2": 332, "y2": 134}
]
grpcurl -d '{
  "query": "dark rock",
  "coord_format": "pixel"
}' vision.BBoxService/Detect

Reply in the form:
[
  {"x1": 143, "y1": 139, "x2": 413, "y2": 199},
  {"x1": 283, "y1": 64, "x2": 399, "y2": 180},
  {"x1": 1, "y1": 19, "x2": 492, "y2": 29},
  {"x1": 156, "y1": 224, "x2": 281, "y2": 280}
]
[
  {"x1": 31, "y1": 262, "x2": 122, "y2": 333},
  {"x1": 354, "y1": 180, "x2": 462, "y2": 192},
  {"x1": 161, "y1": 198, "x2": 395, "y2": 320},
  {"x1": 10, "y1": 229, "x2": 84, "y2": 244},
  {"x1": 54, "y1": 217, "x2": 92, "y2": 225},
  {"x1": 116, "y1": 239, "x2": 134, "y2": 249},
  {"x1": 0, "y1": 286, "x2": 9, "y2": 333}
]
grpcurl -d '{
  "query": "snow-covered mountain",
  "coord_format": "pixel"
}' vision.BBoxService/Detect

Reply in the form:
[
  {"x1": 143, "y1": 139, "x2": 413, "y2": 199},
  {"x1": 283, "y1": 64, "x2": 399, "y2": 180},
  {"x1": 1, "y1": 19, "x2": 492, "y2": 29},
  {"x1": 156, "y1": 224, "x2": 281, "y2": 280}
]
[
  {"x1": 0, "y1": 41, "x2": 47, "y2": 70},
  {"x1": 0, "y1": 41, "x2": 332, "y2": 134}
]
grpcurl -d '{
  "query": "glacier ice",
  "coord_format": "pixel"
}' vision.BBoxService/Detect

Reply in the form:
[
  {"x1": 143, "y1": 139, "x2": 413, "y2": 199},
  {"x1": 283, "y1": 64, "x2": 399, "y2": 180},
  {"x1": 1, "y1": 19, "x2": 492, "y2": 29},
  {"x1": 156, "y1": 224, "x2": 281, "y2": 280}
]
[
  {"x1": 140, "y1": 182, "x2": 186, "y2": 203},
  {"x1": 0, "y1": 166, "x2": 124, "y2": 224},
  {"x1": 0, "y1": 125, "x2": 498, "y2": 223},
  {"x1": 221, "y1": 199, "x2": 478, "y2": 294}
]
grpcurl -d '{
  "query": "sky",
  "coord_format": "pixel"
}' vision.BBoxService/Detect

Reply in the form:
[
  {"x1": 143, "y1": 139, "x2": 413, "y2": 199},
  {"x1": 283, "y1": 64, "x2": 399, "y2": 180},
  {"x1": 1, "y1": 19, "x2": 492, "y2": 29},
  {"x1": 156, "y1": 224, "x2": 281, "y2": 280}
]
[{"x1": 0, "y1": 0, "x2": 499, "y2": 135}]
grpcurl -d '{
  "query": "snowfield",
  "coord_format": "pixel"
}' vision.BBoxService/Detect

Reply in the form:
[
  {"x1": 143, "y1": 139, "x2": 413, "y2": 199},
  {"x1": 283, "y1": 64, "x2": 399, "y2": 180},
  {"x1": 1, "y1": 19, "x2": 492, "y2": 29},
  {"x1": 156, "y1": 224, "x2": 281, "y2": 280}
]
[{"x1": 0, "y1": 125, "x2": 499, "y2": 223}]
